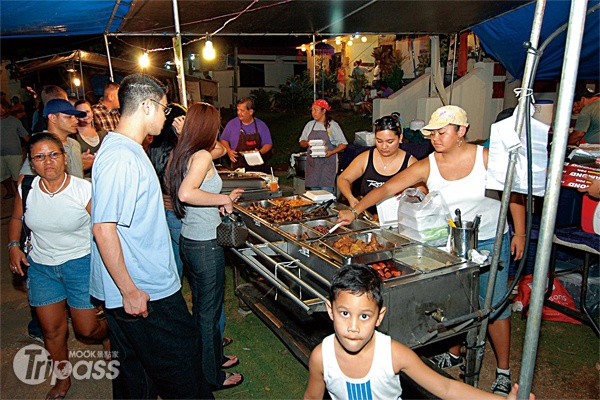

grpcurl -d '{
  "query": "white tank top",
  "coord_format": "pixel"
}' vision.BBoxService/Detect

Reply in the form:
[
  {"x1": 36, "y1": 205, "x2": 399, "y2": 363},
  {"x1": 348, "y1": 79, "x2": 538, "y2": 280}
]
[
  {"x1": 427, "y1": 145, "x2": 507, "y2": 240},
  {"x1": 322, "y1": 331, "x2": 402, "y2": 400}
]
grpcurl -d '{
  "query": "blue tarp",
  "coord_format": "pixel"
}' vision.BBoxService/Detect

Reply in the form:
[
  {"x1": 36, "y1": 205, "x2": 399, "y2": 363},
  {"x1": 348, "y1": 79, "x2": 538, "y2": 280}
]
[
  {"x1": 0, "y1": 0, "x2": 132, "y2": 38},
  {"x1": 473, "y1": 0, "x2": 600, "y2": 80}
]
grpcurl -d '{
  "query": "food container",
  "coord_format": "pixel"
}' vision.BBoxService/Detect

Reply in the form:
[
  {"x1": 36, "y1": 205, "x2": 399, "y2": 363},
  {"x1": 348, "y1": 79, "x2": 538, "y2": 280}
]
[
  {"x1": 277, "y1": 224, "x2": 320, "y2": 241},
  {"x1": 303, "y1": 219, "x2": 346, "y2": 235},
  {"x1": 366, "y1": 228, "x2": 412, "y2": 247},
  {"x1": 242, "y1": 151, "x2": 264, "y2": 166},
  {"x1": 270, "y1": 195, "x2": 313, "y2": 207},
  {"x1": 322, "y1": 232, "x2": 396, "y2": 265},
  {"x1": 393, "y1": 243, "x2": 462, "y2": 273},
  {"x1": 368, "y1": 259, "x2": 417, "y2": 281}
]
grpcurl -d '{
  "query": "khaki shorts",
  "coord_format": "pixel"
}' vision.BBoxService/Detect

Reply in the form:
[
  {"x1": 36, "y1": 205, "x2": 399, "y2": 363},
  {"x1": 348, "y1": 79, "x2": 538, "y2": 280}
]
[{"x1": 0, "y1": 155, "x2": 24, "y2": 181}]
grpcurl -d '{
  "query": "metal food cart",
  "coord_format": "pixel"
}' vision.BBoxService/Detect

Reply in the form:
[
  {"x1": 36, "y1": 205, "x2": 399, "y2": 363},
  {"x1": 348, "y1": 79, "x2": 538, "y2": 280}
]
[{"x1": 228, "y1": 194, "x2": 486, "y2": 392}]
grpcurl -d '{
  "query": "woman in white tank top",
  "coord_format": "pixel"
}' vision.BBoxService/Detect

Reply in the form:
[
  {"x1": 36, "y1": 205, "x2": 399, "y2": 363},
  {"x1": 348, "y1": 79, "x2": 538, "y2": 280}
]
[{"x1": 337, "y1": 106, "x2": 526, "y2": 395}]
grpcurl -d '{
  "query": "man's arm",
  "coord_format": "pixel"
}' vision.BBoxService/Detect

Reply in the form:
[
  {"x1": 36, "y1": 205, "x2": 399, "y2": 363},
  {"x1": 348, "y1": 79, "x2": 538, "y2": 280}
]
[
  {"x1": 92, "y1": 222, "x2": 150, "y2": 317},
  {"x1": 568, "y1": 130, "x2": 586, "y2": 145}
]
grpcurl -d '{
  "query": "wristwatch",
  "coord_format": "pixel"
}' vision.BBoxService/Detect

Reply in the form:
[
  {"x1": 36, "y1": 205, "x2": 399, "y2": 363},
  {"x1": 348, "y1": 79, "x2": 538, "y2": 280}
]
[
  {"x1": 7, "y1": 241, "x2": 20, "y2": 250},
  {"x1": 349, "y1": 208, "x2": 359, "y2": 218}
]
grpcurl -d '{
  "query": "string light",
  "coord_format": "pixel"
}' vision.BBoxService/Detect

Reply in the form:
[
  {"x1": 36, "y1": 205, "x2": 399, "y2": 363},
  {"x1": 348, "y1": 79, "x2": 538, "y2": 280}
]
[
  {"x1": 203, "y1": 35, "x2": 216, "y2": 60},
  {"x1": 335, "y1": 37, "x2": 341, "y2": 45},
  {"x1": 347, "y1": 40, "x2": 353, "y2": 46},
  {"x1": 301, "y1": 44, "x2": 306, "y2": 52},
  {"x1": 139, "y1": 52, "x2": 150, "y2": 68},
  {"x1": 361, "y1": 36, "x2": 367, "y2": 43}
]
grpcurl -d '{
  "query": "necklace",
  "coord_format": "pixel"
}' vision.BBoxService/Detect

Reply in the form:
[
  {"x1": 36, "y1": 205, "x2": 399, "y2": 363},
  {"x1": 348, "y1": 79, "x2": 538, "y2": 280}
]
[{"x1": 40, "y1": 173, "x2": 68, "y2": 197}]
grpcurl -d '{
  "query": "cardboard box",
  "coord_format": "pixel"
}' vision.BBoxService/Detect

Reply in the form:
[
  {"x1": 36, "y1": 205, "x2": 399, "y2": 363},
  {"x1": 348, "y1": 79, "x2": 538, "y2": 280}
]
[
  {"x1": 561, "y1": 163, "x2": 600, "y2": 189},
  {"x1": 355, "y1": 131, "x2": 375, "y2": 147}
]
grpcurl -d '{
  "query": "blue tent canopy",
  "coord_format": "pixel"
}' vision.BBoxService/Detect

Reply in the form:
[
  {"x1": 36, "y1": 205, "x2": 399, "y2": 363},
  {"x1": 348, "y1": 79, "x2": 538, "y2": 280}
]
[
  {"x1": 0, "y1": 0, "x2": 131, "y2": 38},
  {"x1": 472, "y1": 0, "x2": 599, "y2": 80}
]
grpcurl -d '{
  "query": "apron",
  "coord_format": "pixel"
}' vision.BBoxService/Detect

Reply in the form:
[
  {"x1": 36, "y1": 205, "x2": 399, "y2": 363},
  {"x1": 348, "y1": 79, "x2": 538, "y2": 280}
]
[
  {"x1": 232, "y1": 119, "x2": 269, "y2": 172},
  {"x1": 305, "y1": 121, "x2": 337, "y2": 188}
]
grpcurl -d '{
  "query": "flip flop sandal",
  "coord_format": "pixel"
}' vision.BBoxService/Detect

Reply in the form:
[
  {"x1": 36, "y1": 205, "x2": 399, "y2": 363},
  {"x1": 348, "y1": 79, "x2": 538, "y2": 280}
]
[
  {"x1": 219, "y1": 372, "x2": 244, "y2": 390},
  {"x1": 222, "y1": 336, "x2": 233, "y2": 347},
  {"x1": 221, "y1": 355, "x2": 239, "y2": 369}
]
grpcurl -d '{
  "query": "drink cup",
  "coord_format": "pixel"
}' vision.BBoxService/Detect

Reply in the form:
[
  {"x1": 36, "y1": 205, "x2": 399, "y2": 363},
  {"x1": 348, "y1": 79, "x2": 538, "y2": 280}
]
[{"x1": 269, "y1": 176, "x2": 279, "y2": 192}]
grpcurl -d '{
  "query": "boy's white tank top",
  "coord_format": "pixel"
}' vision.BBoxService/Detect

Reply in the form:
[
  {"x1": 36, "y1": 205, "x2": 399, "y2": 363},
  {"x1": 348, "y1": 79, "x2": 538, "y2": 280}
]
[{"x1": 322, "y1": 331, "x2": 402, "y2": 400}]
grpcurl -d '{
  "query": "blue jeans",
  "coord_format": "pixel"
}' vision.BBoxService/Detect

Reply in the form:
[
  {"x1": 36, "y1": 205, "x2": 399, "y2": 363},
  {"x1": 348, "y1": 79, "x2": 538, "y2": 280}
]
[
  {"x1": 478, "y1": 232, "x2": 511, "y2": 321},
  {"x1": 180, "y1": 236, "x2": 225, "y2": 390},
  {"x1": 165, "y1": 209, "x2": 183, "y2": 279},
  {"x1": 104, "y1": 291, "x2": 213, "y2": 399}
]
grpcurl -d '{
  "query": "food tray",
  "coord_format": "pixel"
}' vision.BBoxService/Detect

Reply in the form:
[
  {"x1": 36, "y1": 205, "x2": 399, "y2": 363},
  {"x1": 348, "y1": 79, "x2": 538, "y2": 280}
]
[
  {"x1": 365, "y1": 229, "x2": 412, "y2": 247},
  {"x1": 343, "y1": 219, "x2": 375, "y2": 232},
  {"x1": 269, "y1": 195, "x2": 313, "y2": 207},
  {"x1": 303, "y1": 218, "x2": 347, "y2": 234},
  {"x1": 322, "y1": 232, "x2": 396, "y2": 265},
  {"x1": 368, "y1": 259, "x2": 417, "y2": 281},
  {"x1": 238, "y1": 200, "x2": 271, "y2": 209},
  {"x1": 393, "y1": 243, "x2": 462, "y2": 272},
  {"x1": 277, "y1": 223, "x2": 319, "y2": 241}
]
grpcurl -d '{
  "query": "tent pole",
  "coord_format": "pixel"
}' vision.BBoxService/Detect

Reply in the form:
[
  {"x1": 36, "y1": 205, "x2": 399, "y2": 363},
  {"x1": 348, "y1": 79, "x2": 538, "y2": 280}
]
[
  {"x1": 448, "y1": 33, "x2": 458, "y2": 105},
  {"x1": 518, "y1": 1, "x2": 589, "y2": 398},
  {"x1": 172, "y1": 0, "x2": 187, "y2": 108},
  {"x1": 313, "y1": 35, "x2": 316, "y2": 102},
  {"x1": 78, "y1": 50, "x2": 85, "y2": 99},
  {"x1": 472, "y1": 0, "x2": 546, "y2": 391},
  {"x1": 103, "y1": 34, "x2": 115, "y2": 82}
]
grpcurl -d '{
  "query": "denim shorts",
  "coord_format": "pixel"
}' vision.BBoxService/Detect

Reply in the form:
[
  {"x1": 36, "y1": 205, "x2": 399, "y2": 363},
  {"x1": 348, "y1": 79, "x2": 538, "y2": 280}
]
[
  {"x1": 478, "y1": 232, "x2": 511, "y2": 321},
  {"x1": 27, "y1": 254, "x2": 95, "y2": 309}
]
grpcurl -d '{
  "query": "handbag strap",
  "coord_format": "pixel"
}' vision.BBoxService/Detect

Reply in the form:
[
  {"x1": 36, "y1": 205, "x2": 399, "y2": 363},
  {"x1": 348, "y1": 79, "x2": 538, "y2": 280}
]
[{"x1": 21, "y1": 175, "x2": 35, "y2": 214}]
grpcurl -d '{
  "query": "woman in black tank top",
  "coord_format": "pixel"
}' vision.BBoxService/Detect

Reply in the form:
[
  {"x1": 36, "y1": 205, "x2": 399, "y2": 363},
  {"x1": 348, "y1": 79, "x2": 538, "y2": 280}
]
[{"x1": 338, "y1": 113, "x2": 426, "y2": 216}]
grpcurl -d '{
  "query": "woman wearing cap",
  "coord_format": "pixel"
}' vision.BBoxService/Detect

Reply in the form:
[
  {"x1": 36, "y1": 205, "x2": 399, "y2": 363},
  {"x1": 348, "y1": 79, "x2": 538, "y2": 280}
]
[
  {"x1": 299, "y1": 99, "x2": 348, "y2": 193},
  {"x1": 337, "y1": 113, "x2": 426, "y2": 216},
  {"x1": 8, "y1": 132, "x2": 109, "y2": 400},
  {"x1": 337, "y1": 105, "x2": 525, "y2": 396}
]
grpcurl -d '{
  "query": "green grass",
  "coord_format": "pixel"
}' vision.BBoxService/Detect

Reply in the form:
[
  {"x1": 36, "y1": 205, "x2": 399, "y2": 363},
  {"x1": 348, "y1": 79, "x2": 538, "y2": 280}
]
[{"x1": 181, "y1": 263, "x2": 309, "y2": 399}]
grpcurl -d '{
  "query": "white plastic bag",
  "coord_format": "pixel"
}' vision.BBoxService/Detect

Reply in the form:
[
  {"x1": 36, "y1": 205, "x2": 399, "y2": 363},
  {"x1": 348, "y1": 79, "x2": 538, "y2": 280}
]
[{"x1": 397, "y1": 188, "x2": 451, "y2": 247}]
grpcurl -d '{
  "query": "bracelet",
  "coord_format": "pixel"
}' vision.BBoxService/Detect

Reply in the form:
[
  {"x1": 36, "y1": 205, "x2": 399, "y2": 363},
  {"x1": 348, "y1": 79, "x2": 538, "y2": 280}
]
[
  {"x1": 349, "y1": 208, "x2": 359, "y2": 217},
  {"x1": 513, "y1": 233, "x2": 526, "y2": 237},
  {"x1": 7, "y1": 241, "x2": 20, "y2": 250}
]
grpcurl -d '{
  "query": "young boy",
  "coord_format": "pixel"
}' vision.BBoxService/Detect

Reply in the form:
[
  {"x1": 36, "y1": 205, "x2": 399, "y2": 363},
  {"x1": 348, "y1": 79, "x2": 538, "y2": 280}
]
[{"x1": 304, "y1": 264, "x2": 535, "y2": 400}]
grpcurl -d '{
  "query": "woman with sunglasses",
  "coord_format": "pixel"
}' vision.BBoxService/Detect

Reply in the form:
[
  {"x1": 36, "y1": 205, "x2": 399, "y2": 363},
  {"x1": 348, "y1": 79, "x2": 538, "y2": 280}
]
[
  {"x1": 169, "y1": 103, "x2": 244, "y2": 391},
  {"x1": 299, "y1": 99, "x2": 348, "y2": 193},
  {"x1": 8, "y1": 132, "x2": 109, "y2": 400},
  {"x1": 337, "y1": 113, "x2": 426, "y2": 216}
]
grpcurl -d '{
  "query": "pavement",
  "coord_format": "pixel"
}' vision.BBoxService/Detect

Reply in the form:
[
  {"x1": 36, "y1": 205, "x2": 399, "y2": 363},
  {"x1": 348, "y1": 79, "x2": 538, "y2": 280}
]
[{"x1": 1, "y1": 191, "x2": 113, "y2": 399}]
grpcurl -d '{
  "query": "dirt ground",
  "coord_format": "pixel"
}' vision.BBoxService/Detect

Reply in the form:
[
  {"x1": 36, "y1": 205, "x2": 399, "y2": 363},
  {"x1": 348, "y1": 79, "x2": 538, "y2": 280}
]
[{"x1": 1, "y1": 186, "x2": 599, "y2": 399}]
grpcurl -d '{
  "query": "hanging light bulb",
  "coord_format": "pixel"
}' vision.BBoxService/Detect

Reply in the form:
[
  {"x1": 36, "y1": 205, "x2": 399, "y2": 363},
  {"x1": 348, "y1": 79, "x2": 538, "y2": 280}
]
[
  {"x1": 301, "y1": 44, "x2": 307, "y2": 52},
  {"x1": 73, "y1": 77, "x2": 81, "y2": 87},
  {"x1": 361, "y1": 36, "x2": 367, "y2": 43},
  {"x1": 203, "y1": 35, "x2": 216, "y2": 60},
  {"x1": 139, "y1": 52, "x2": 150, "y2": 68},
  {"x1": 347, "y1": 40, "x2": 353, "y2": 47},
  {"x1": 335, "y1": 37, "x2": 341, "y2": 45},
  {"x1": 190, "y1": 54, "x2": 195, "y2": 60},
  {"x1": 66, "y1": 60, "x2": 76, "y2": 73},
  {"x1": 309, "y1": 44, "x2": 313, "y2": 50}
]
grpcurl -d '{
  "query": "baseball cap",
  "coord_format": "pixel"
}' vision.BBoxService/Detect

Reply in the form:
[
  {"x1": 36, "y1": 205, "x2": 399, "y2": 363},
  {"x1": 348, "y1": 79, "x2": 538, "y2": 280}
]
[
  {"x1": 574, "y1": 87, "x2": 599, "y2": 101},
  {"x1": 43, "y1": 99, "x2": 86, "y2": 118},
  {"x1": 312, "y1": 99, "x2": 331, "y2": 111},
  {"x1": 421, "y1": 105, "x2": 469, "y2": 135}
]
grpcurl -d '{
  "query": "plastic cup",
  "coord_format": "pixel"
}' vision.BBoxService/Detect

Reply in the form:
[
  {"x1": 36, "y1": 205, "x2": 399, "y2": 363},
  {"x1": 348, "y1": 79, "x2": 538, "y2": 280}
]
[{"x1": 269, "y1": 176, "x2": 279, "y2": 192}]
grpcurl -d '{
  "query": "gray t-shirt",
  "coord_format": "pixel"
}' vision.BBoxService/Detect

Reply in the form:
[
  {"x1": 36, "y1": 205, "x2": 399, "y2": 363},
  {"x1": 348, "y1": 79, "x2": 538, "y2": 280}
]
[
  {"x1": 1, "y1": 115, "x2": 28, "y2": 155},
  {"x1": 181, "y1": 164, "x2": 223, "y2": 241},
  {"x1": 574, "y1": 99, "x2": 599, "y2": 144},
  {"x1": 20, "y1": 135, "x2": 83, "y2": 178}
]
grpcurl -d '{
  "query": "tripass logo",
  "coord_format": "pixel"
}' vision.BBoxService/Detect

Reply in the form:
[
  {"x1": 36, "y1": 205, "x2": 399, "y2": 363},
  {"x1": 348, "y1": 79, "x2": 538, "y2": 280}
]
[{"x1": 13, "y1": 344, "x2": 119, "y2": 385}]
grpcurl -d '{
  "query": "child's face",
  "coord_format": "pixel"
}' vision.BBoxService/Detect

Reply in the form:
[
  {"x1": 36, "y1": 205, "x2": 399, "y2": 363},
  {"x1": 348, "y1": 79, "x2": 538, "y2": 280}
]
[{"x1": 327, "y1": 290, "x2": 386, "y2": 354}]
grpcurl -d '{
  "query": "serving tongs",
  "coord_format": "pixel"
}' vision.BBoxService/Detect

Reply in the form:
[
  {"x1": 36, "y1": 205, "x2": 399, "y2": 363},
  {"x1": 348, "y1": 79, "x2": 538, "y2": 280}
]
[
  {"x1": 304, "y1": 199, "x2": 334, "y2": 215},
  {"x1": 307, "y1": 221, "x2": 344, "y2": 242}
]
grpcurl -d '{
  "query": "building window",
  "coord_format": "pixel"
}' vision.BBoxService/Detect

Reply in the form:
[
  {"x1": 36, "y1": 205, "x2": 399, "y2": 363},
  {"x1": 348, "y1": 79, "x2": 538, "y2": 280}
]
[{"x1": 240, "y1": 63, "x2": 265, "y2": 87}]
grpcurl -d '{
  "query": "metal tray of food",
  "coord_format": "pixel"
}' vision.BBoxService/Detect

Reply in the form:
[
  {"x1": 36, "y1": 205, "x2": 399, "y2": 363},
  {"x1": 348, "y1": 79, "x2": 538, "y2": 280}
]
[
  {"x1": 365, "y1": 228, "x2": 412, "y2": 247},
  {"x1": 393, "y1": 243, "x2": 463, "y2": 272},
  {"x1": 303, "y1": 219, "x2": 348, "y2": 235},
  {"x1": 269, "y1": 195, "x2": 313, "y2": 207},
  {"x1": 368, "y1": 259, "x2": 417, "y2": 281},
  {"x1": 343, "y1": 218, "x2": 376, "y2": 232},
  {"x1": 277, "y1": 223, "x2": 319, "y2": 241},
  {"x1": 322, "y1": 232, "x2": 396, "y2": 265},
  {"x1": 238, "y1": 200, "x2": 271, "y2": 209}
]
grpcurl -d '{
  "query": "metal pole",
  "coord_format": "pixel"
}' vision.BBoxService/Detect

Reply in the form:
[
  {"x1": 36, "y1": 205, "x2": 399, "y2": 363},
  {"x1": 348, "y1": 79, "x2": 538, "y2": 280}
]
[
  {"x1": 78, "y1": 50, "x2": 85, "y2": 99},
  {"x1": 313, "y1": 34, "x2": 317, "y2": 102},
  {"x1": 449, "y1": 33, "x2": 458, "y2": 105},
  {"x1": 171, "y1": 0, "x2": 188, "y2": 108},
  {"x1": 518, "y1": 1, "x2": 588, "y2": 398},
  {"x1": 473, "y1": 0, "x2": 547, "y2": 389},
  {"x1": 103, "y1": 34, "x2": 114, "y2": 82},
  {"x1": 233, "y1": 46, "x2": 239, "y2": 106}
]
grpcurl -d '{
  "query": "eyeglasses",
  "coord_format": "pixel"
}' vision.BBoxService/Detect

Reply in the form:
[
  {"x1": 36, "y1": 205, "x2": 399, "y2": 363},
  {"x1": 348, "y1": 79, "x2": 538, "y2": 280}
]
[
  {"x1": 150, "y1": 99, "x2": 172, "y2": 116},
  {"x1": 31, "y1": 151, "x2": 64, "y2": 162}
]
